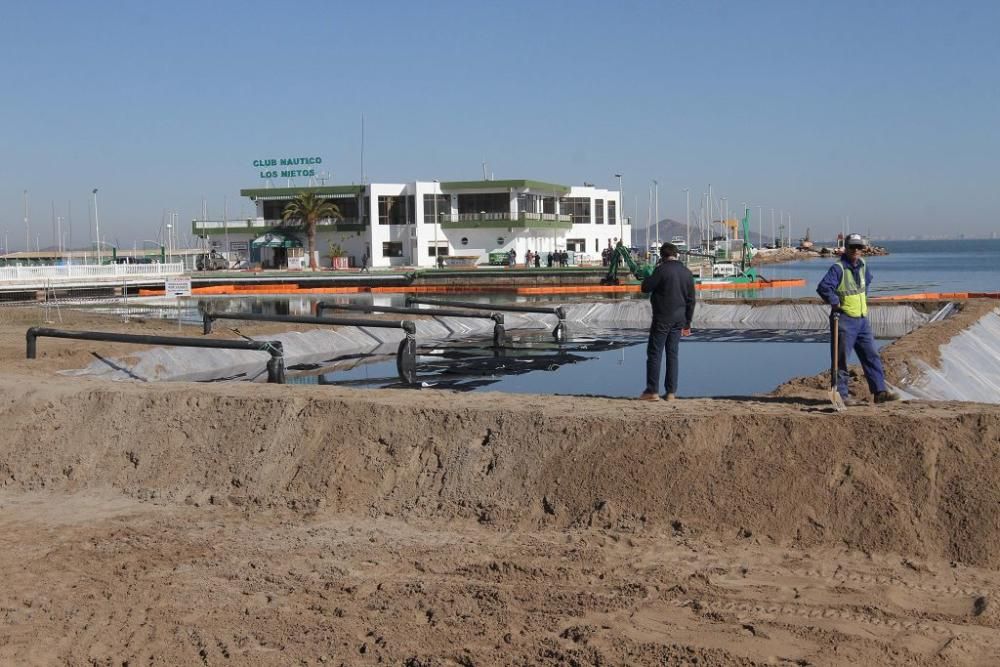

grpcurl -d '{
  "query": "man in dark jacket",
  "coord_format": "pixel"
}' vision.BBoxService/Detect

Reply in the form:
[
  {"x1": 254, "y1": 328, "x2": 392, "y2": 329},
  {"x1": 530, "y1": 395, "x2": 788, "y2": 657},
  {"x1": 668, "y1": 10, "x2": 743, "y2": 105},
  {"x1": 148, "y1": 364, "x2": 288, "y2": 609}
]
[{"x1": 639, "y1": 242, "x2": 696, "y2": 401}]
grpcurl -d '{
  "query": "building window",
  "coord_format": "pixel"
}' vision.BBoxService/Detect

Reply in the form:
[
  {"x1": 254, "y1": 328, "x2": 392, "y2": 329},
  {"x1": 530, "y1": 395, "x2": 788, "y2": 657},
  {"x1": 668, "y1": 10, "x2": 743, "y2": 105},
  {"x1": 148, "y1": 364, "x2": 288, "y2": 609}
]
[
  {"x1": 607, "y1": 200, "x2": 616, "y2": 226},
  {"x1": 427, "y1": 243, "x2": 449, "y2": 257},
  {"x1": 378, "y1": 195, "x2": 414, "y2": 225},
  {"x1": 559, "y1": 197, "x2": 591, "y2": 224},
  {"x1": 457, "y1": 192, "x2": 509, "y2": 215},
  {"x1": 382, "y1": 242, "x2": 403, "y2": 257},
  {"x1": 264, "y1": 196, "x2": 359, "y2": 223},
  {"x1": 595, "y1": 199, "x2": 604, "y2": 224},
  {"x1": 423, "y1": 194, "x2": 449, "y2": 223},
  {"x1": 566, "y1": 238, "x2": 586, "y2": 252}
]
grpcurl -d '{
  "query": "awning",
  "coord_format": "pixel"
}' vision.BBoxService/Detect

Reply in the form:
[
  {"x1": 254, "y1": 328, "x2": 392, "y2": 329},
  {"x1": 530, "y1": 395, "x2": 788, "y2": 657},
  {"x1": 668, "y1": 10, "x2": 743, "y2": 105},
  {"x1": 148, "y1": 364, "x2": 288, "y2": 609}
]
[{"x1": 251, "y1": 232, "x2": 302, "y2": 248}]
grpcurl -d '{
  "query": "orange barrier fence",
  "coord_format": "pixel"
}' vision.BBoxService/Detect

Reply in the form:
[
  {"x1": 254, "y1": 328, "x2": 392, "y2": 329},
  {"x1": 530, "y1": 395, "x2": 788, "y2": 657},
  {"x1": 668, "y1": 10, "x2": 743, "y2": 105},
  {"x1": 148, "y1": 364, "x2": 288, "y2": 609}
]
[
  {"x1": 137, "y1": 278, "x2": 813, "y2": 298},
  {"x1": 137, "y1": 285, "x2": 362, "y2": 297},
  {"x1": 696, "y1": 278, "x2": 806, "y2": 291},
  {"x1": 871, "y1": 292, "x2": 1000, "y2": 301}
]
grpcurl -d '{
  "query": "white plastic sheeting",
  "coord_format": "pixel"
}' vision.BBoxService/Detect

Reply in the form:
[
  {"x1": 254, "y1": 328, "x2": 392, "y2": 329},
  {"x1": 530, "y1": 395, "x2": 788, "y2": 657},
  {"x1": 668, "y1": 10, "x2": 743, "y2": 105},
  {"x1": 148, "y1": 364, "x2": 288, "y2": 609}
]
[
  {"x1": 898, "y1": 307, "x2": 1000, "y2": 403},
  {"x1": 62, "y1": 300, "x2": 936, "y2": 384},
  {"x1": 563, "y1": 301, "x2": 932, "y2": 338},
  {"x1": 61, "y1": 313, "x2": 553, "y2": 383}
]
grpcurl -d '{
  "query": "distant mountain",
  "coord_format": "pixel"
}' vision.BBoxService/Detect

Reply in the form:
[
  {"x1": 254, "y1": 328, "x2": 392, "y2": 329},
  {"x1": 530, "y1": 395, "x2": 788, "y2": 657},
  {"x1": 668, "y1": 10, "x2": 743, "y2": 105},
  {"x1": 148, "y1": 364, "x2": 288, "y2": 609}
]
[{"x1": 633, "y1": 218, "x2": 770, "y2": 248}]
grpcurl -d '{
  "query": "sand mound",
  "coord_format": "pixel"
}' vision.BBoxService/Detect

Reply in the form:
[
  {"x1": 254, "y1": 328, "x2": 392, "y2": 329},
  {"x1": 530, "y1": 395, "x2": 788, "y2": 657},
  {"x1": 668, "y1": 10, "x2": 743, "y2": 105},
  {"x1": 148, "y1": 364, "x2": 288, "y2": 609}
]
[{"x1": 3, "y1": 375, "x2": 1000, "y2": 567}]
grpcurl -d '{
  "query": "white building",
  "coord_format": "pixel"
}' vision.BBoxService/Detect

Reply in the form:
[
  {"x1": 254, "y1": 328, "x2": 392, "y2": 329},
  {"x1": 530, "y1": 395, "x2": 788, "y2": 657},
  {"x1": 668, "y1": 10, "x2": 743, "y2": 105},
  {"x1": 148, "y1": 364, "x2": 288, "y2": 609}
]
[{"x1": 191, "y1": 179, "x2": 630, "y2": 269}]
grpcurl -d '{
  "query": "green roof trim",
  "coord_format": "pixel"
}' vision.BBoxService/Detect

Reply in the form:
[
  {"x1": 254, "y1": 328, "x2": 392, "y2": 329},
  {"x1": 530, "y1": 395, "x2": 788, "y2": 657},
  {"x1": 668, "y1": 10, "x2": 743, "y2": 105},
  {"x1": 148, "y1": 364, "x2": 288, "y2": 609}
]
[
  {"x1": 439, "y1": 179, "x2": 570, "y2": 193},
  {"x1": 240, "y1": 185, "x2": 365, "y2": 198}
]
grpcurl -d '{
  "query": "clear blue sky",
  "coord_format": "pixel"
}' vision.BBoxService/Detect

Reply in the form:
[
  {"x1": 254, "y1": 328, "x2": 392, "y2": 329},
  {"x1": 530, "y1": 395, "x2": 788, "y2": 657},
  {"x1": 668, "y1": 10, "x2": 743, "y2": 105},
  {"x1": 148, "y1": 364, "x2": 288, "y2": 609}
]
[{"x1": 1, "y1": 0, "x2": 997, "y2": 249}]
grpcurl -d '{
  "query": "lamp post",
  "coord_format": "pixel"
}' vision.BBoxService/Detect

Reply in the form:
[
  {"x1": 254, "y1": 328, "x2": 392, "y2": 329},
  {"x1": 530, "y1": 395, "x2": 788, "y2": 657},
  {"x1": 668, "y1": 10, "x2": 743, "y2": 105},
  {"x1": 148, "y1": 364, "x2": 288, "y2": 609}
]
[
  {"x1": 614, "y1": 173, "x2": 623, "y2": 243},
  {"x1": 92, "y1": 189, "x2": 102, "y2": 264},
  {"x1": 23, "y1": 190, "x2": 29, "y2": 253},
  {"x1": 652, "y1": 180, "x2": 659, "y2": 248},
  {"x1": 757, "y1": 205, "x2": 763, "y2": 249},
  {"x1": 433, "y1": 180, "x2": 439, "y2": 268},
  {"x1": 166, "y1": 222, "x2": 173, "y2": 264},
  {"x1": 683, "y1": 188, "x2": 690, "y2": 255},
  {"x1": 721, "y1": 197, "x2": 728, "y2": 256}
]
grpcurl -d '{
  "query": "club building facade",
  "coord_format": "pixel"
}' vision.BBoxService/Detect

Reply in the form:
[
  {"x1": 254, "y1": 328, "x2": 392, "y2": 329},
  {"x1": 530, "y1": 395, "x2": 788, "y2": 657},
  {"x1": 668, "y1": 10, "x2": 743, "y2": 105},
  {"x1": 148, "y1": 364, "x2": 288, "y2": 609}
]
[{"x1": 191, "y1": 179, "x2": 630, "y2": 269}]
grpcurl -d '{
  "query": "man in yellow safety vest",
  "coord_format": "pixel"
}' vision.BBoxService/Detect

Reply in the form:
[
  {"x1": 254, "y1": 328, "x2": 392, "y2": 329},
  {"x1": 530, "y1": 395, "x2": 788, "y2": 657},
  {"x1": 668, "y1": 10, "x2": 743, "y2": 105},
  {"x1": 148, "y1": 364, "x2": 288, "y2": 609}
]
[{"x1": 816, "y1": 233, "x2": 900, "y2": 405}]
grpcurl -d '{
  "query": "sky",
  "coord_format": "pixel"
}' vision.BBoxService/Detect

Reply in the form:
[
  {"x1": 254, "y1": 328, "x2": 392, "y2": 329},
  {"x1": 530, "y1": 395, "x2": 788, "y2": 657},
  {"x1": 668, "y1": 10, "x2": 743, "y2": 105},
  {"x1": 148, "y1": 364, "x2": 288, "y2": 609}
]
[{"x1": 1, "y1": 0, "x2": 998, "y2": 250}]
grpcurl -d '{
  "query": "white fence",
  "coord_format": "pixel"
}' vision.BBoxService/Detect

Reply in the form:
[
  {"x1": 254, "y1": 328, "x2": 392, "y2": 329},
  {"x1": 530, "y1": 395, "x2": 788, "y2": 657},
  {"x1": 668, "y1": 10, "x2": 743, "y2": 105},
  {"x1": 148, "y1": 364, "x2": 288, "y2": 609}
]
[{"x1": 0, "y1": 262, "x2": 185, "y2": 286}]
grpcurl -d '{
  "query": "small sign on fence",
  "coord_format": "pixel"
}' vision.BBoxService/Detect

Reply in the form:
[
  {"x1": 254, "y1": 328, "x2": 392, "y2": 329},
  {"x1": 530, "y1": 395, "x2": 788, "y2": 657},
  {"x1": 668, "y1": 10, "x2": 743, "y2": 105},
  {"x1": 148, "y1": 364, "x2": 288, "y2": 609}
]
[{"x1": 164, "y1": 278, "x2": 192, "y2": 297}]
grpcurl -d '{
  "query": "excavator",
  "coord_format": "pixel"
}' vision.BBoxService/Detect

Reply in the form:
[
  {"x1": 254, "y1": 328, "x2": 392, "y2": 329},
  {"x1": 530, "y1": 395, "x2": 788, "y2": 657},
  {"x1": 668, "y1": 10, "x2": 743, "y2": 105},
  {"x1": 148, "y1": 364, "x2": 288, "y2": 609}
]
[
  {"x1": 600, "y1": 241, "x2": 655, "y2": 285},
  {"x1": 601, "y1": 209, "x2": 761, "y2": 286}
]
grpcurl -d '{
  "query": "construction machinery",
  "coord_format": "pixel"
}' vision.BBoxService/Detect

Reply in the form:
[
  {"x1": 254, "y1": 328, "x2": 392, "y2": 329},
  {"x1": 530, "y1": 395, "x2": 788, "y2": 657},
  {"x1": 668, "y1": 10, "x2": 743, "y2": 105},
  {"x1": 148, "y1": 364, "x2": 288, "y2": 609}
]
[
  {"x1": 734, "y1": 209, "x2": 760, "y2": 283},
  {"x1": 600, "y1": 241, "x2": 655, "y2": 285}
]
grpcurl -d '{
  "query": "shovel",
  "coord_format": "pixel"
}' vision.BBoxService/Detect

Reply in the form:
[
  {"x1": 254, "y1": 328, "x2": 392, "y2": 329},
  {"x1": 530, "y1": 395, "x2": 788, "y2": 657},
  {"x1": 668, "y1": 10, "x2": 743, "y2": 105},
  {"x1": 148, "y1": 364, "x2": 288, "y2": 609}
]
[{"x1": 829, "y1": 312, "x2": 847, "y2": 412}]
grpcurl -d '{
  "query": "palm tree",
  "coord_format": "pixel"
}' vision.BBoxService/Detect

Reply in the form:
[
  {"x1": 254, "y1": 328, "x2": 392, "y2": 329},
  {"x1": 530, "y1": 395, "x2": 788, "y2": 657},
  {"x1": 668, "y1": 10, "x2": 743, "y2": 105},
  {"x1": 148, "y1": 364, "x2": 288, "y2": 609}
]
[{"x1": 282, "y1": 192, "x2": 342, "y2": 270}]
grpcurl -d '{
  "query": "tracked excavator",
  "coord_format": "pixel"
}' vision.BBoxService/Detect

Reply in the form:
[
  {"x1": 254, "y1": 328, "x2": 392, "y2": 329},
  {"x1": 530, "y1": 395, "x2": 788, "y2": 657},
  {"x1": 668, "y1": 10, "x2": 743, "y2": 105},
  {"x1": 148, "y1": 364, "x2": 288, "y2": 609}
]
[{"x1": 600, "y1": 241, "x2": 655, "y2": 285}]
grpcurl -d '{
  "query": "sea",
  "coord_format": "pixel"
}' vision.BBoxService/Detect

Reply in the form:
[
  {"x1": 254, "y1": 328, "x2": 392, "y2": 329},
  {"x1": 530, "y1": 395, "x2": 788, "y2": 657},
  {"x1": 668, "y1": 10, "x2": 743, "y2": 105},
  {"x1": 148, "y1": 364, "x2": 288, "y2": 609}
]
[{"x1": 744, "y1": 238, "x2": 1000, "y2": 299}]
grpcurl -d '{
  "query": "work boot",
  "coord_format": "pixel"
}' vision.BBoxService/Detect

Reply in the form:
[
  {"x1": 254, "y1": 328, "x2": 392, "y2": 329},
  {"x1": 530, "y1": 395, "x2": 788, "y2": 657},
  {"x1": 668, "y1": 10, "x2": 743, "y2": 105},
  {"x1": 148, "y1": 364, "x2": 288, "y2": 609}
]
[
  {"x1": 639, "y1": 391, "x2": 661, "y2": 401},
  {"x1": 663, "y1": 393, "x2": 676, "y2": 402},
  {"x1": 874, "y1": 390, "x2": 901, "y2": 404}
]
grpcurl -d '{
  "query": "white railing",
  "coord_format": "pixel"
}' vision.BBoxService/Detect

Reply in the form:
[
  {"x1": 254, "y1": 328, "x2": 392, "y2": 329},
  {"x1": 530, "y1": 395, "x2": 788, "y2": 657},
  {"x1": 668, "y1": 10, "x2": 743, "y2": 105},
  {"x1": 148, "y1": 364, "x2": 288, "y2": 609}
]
[
  {"x1": 192, "y1": 217, "x2": 366, "y2": 232},
  {"x1": 0, "y1": 262, "x2": 185, "y2": 284}
]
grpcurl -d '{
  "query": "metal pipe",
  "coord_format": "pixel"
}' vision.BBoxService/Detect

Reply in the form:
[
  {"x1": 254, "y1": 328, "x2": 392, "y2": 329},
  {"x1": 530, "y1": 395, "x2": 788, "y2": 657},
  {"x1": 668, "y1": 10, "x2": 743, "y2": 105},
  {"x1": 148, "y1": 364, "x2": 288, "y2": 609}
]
[
  {"x1": 317, "y1": 301, "x2": 503, "y2": 323},
  {"x1": 317, "y1": 301, "x2": 507, "y2": 349},
  {"x1": 25, "y1": 327, "x2": 286, "y2": 383},
  {"x1": 405, "y1": 296, "x2": 565, "y2": 319},
  {"x1": 406, "y1": 296, "x2": 564, "y2": 341},
  {"x1": 201, "y1": 311, "x2": 419, "y2": 383},
  {"x1": 202, "y1": 311, "x2": 417, "y2": 335}
]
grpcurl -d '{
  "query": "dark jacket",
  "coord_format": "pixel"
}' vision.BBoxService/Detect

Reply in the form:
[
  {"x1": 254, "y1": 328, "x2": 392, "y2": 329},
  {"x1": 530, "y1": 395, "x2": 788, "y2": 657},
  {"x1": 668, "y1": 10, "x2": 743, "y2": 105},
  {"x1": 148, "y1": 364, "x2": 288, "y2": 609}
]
[{"x1": 641, "y1": 259, "x2": 696, "y2": 328}]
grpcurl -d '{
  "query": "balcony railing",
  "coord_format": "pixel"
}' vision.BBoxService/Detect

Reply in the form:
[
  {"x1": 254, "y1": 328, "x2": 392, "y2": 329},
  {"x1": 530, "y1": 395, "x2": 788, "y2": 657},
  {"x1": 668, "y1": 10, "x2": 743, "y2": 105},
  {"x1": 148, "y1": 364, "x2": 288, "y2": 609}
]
[
  {"x1": 438, "y1": 212, "x2": 573, "y2": 229},
  {"x1": 192, "y1": 218, "x2": 369, "y2": 234}
]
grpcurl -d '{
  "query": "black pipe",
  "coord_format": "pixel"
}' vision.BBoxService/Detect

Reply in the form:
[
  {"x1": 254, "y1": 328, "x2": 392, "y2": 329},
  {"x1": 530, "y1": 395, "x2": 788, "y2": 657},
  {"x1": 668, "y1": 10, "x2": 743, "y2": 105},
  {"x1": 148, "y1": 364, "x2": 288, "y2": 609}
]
[
  {"x1": 201, "y1": 311, "x2": 419, "y2": 384},
  {"x1": 406, "y1": 296, "x2": 565, "y2": 319},
  {"x1": 202, "y1": 311, "x2": 417, "y2": 335},
  {"x1": 25, "y1": 327, "x2": 286, "y2": 384},
  {"x1": 316, "y1": 301, "x2": 503, "y2": 324},
  {"x1": 316, "y1": 302, "x2": 506, "y2": 348},
  {"x1": 397, "y1": 336, "x2": 417, "y2": 384},
  {"x1": 405, "y1": 296, "x2": 565, "y2": 341}
]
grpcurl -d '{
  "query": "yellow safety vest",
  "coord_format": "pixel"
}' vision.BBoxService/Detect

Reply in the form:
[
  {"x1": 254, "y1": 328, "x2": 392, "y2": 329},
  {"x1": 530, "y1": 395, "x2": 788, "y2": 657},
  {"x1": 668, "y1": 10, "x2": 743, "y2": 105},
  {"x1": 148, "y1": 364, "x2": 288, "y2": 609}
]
[{"x1": 835, "y1": 258, "x2": 867, "y2": 317}]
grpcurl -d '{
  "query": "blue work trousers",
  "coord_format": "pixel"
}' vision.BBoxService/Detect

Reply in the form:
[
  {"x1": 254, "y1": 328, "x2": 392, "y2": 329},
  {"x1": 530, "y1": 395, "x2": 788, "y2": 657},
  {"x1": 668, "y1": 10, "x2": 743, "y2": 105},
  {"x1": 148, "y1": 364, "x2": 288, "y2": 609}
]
[
  {"x1": 832, "y1": 314, "x2": 886, "y2": 398},
  {"x1": 646, "y1": 321, "x2": 682, "y2": 395}
]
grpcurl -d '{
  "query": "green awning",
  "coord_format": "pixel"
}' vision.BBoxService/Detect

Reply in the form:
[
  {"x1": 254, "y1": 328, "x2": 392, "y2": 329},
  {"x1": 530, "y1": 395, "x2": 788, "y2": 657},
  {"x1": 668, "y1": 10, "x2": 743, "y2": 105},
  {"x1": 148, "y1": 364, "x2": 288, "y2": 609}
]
[{"x1": 251, "y1": 232, "x2": 302, "y2": 248}]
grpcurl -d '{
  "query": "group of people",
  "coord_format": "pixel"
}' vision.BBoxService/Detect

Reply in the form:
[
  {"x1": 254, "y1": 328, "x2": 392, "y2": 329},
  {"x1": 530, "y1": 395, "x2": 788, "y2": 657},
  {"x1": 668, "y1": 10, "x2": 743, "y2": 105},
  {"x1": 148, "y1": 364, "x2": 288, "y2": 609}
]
[
  {"x1": 506, "y1": 249, "x2": 570, "y2": 268},
  {"x1": 516, "y1": 249, "x2": 543, "y2": 268},
  {"x1": 640, "y1": 234, "x2": 899, "y2": 406}
]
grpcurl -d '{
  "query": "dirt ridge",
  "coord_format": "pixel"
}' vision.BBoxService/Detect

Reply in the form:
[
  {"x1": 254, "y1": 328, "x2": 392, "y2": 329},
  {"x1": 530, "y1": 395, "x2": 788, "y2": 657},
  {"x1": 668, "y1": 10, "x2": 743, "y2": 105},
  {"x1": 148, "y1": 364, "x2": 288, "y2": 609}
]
[{"x1": 4, "y1": 376, "x2": 1000, "y2": 567}]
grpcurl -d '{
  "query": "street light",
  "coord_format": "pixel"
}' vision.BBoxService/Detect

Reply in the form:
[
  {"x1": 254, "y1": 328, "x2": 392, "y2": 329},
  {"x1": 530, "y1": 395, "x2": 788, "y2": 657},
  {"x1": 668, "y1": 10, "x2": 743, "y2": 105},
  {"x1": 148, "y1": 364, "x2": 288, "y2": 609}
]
[
  {"x1": 721, "y1": 197, "x2": 728, "y2": 255},
  {"x1": 92, "y1": 189, "x2": 102, "y2": 264},
  {"x1": 166, "y1": 222, "x2": 173, "y2": 263},
  {"x1": 614, "y1": 173, "x2": 623, "y2": 242},
  {"x1": 23, "y1": 190, "x2": 29, "y2": 254},
  {"x1": 652, "y1": 180, "x2": 659, "y2": 248},
  {"x1": 433, "y1": 180, "x2": 439, "y2": 268},
  {"x1": 683, "y1": 188, "x2": 690, "y2": 254}
]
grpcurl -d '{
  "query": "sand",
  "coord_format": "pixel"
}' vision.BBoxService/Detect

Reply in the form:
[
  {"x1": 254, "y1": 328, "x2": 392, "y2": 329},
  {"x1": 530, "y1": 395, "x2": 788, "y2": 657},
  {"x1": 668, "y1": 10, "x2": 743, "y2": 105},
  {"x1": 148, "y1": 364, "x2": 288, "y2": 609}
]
[{"x1": 1, "y1": 303, "x2": 999, "y2": 665}]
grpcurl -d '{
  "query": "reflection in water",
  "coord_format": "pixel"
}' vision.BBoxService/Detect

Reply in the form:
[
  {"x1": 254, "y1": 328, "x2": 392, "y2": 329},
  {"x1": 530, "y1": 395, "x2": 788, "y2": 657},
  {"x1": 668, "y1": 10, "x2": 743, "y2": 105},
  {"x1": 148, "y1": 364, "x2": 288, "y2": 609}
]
[{"x1": 286, "y1": 328, "x2": 882, "y2": 397}]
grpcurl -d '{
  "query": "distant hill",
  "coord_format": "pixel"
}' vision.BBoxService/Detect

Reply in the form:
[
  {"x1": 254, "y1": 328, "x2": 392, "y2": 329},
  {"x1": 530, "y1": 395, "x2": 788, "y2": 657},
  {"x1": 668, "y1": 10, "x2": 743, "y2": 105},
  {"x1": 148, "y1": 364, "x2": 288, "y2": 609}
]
[{"x1": 633, "y1": 218, "x2": 770, "y2": 248}]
